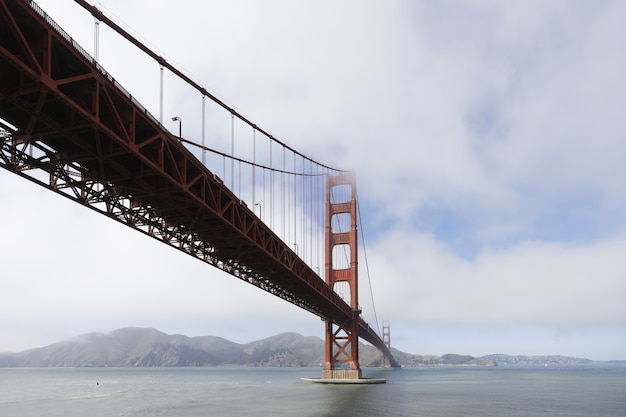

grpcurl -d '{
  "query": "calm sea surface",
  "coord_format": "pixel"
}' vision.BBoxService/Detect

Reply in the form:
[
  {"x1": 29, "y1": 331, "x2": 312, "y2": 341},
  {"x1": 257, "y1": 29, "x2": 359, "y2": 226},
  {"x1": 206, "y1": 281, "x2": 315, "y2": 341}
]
[{"x1": 0, "y1": 366, "x2": 624, "y2": 416}]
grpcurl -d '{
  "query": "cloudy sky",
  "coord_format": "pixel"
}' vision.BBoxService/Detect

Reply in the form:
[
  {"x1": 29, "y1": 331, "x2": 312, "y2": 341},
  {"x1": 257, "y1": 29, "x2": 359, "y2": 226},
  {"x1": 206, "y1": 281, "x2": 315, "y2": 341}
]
[{"x1": 1, "y1": 0, "x2": 625, "y2": 360}]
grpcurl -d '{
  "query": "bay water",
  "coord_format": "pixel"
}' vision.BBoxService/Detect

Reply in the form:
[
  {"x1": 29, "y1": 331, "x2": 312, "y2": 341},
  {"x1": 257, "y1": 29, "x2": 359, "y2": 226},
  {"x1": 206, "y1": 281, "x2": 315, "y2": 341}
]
[{"x1": 1, "y1": 365, "x2": 624, "y2": 416}]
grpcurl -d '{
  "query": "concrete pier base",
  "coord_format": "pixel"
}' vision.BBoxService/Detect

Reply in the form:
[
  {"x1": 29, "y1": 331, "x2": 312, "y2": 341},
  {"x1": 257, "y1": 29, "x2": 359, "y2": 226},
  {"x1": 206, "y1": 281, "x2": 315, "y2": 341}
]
[
  {"x1": 301, "y1": 376, "x2": 386, "y2": 384},
  {"x1": 322, "y1": 369, "x2": 362, "y2": 380},
  {"x1": 302, "y1": 369, "x2": 386, "y2": 384}
]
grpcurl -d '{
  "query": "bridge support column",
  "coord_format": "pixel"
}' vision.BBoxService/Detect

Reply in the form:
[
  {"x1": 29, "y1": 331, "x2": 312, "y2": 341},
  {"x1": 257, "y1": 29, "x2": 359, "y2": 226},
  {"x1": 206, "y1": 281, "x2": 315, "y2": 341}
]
[
  {"x1": 382, "y1": 320, "x2": 392, "y2": 368},
  {"x1": 323, "y1": 173, "x2": 361, "y2": 380}
]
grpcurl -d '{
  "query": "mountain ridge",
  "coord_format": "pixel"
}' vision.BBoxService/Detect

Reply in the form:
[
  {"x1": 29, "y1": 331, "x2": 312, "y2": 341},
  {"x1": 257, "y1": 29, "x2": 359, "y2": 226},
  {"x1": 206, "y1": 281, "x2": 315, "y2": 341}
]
[{"x1": 0, "y1": 327, "x2": 615, "y2": 368}]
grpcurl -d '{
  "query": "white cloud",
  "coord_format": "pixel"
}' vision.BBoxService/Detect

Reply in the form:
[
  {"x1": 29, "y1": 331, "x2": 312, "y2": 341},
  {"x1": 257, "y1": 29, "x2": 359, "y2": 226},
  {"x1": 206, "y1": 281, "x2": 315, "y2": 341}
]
[
  {"x1": 2, "y1": 0, "x2": 625, "y2": 358},
  {"x1": 0, "y1": 174, "x2": 318, "y2": 345},
  {"x1": 369, "y1": 228, "x2": 626, "y2": 326}
]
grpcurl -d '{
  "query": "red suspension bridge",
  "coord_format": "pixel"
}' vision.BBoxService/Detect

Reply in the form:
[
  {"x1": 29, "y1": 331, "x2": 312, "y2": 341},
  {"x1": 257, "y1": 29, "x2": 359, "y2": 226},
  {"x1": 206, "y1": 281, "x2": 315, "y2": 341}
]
[{"x1": 0, "y1": 0, "x2": 398, "y2": 378}]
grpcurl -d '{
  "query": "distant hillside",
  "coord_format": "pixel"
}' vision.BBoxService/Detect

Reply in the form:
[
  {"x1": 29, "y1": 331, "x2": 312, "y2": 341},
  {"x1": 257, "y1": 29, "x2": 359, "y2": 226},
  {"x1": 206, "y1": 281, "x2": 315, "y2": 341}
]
[
  {"x1": 479, "y1": 354, "x2": 595, "y2": 366},
  {"x1": 0, "y1": 328, "x2": 324, "y2": 367},
  {"x1": 0, "y1": 327, "x2": 432, "y2": 368},
  {"x1": 390, "y1": 350, "x2": 496, "y2": 367},
  {"x1": 11, "y1": 327, "x2": 616, "y2": 368}
]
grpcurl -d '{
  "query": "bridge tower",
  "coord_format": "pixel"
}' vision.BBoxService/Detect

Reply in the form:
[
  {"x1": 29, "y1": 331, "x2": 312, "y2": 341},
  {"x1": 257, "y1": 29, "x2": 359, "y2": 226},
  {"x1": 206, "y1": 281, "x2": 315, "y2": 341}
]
[
  {"x1": 324, "y1": 172, "x2": 361, "y2": 380},
  {"x1": 382, "y1": 320, "x2": 392, "y2": 367}
]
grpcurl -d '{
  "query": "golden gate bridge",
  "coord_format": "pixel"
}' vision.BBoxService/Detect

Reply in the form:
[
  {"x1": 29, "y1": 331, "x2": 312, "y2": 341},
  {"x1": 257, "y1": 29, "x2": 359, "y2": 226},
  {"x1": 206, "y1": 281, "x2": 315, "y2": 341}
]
[{"x1": 0, "y1": 0, "x2": 398, "y2": 380}]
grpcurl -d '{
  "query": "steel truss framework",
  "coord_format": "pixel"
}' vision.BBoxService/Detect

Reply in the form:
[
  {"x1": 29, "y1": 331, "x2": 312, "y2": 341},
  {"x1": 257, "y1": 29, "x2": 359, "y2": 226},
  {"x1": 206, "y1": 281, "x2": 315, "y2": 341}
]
[
  {"x1": 0, "y1": 0, "x2": 397, "y2": 368},
  {"x1": 324, "y1": 173, "x2": 361, "y2": 377}
]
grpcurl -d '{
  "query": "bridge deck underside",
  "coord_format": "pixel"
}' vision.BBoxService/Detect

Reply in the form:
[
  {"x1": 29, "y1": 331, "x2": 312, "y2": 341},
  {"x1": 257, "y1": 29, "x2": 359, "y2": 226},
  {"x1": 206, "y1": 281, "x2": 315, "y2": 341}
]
[{"x1": 0, "y1": 0, "x2": 397, "y2": 367}]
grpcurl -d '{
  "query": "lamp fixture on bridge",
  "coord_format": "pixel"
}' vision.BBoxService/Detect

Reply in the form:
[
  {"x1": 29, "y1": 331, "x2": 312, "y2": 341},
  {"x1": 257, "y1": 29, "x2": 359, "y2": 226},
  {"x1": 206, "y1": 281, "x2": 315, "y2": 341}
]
[{"x1": 171, "y1": 116, "x2": 182, "y2": 139}]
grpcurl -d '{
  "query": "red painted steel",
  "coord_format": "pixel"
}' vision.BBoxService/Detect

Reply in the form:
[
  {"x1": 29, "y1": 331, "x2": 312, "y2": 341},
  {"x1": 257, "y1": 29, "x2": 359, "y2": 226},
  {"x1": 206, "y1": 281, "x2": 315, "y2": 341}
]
[
  {"x1": 324, "y1": 173, "x2": 361, "y2": 377},
  {"x1": 382, "y1": 320, "x2": 392, "y2": 368},
  {"x1": 383, "y1": 320, "x2": 391, "y2": 351},
  {"x1": 0, "y1": 0, "x2": 398, "y2": 368}
]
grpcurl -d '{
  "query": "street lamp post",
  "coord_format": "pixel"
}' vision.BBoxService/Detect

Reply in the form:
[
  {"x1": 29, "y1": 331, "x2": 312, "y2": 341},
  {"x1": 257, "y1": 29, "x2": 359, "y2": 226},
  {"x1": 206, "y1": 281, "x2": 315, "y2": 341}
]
[{"x1": 171, "y1": 116, "x2": 182, "y2": 139}]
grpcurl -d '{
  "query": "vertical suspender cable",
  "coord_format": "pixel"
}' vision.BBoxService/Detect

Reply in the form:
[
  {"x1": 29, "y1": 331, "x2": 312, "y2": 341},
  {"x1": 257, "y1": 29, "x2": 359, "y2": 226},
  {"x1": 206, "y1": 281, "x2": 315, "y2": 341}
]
[
  {"x1": 269, "y1": 139, "x2": 273, "y2": 229},
  {"x1": 93, "y1": 17, "x2": 99, "y2": 61},
  {"x1": 282, "y1": 146, "x2": 286, "y2": 242},
  {"x1": 305, "y1": 160, "x2": 308, "y2": 265},
  {"x1": 300, "y1": 155, "x2": 305, "y2": 261},
  {"x1": 262, "y1": 139, "x2": 266, "y2": 222},
  {"x1": 159, "y1": 65, "x2": 164, "y2": 124},
  {"x1": 308, "y1": 161, "x2": 315, "y2": 266},
  {"x1": 286, "y1": 149, "x2": 290, "y2": 244},
  {"x1": 301, "y1": 161, "x2": 304, "y2": 262},
  {"x1": 357, "y1": 196, "x2": 381, "y2": 336},
  {"x1": 201, "y1": 95, "x2": 206, "y2": 165},
  {"x1": 292, "y1": 153, "x2": 298, "y2": 250},
  {"x1": 230, "y1": 114, "x2": 234, "y2": 190},
  {"x1": 316, "y1": 163, "x2": 320, "y2": 274},
  {"x1": 317, "y1": 168, "x2": 326, "y2": 271},
  {"x1": 252, "y1": 129, "x2": 256, "y2": 209}
]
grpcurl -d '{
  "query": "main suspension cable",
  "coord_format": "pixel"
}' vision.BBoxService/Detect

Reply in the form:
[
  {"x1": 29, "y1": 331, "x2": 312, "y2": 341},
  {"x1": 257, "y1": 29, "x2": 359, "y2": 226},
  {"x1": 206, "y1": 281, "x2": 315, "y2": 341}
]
[
  {"x1": 180, "y1": 137, "x2": 325, "y2": 177},
  {"x1": 74, "y1": 0, "x2": 347, "y2": 174},
  {"x1": 356, "y1": 194, "x2": 381, "y2": 336}
]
